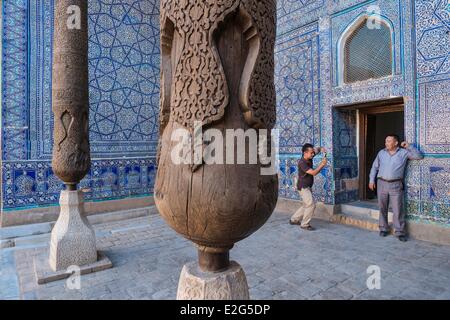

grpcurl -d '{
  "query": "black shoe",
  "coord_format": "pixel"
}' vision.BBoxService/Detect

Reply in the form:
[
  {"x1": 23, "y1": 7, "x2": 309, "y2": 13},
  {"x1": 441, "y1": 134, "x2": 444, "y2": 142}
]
[
  {"x1": 379, "y1": 231, "x2": 388, "y2": 237},
  {"x1": 398, "y1": 235, "x2": 408, "y2": 242},
  {"x1": 301, "y1": 225, "x2": 315, "y2": 231},
  {"x1": 289, "y1": 220, "x2": 301, "y2": 225}
]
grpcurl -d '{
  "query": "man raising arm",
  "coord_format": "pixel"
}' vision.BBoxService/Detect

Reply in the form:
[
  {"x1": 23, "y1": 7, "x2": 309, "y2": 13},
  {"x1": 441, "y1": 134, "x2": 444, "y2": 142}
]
[
  {"x1": 289, "y1": 144, "x2": 327, "y2": 231},
  {"x1": 369, "y1": 134, "x2": 423, "y2": 241}
]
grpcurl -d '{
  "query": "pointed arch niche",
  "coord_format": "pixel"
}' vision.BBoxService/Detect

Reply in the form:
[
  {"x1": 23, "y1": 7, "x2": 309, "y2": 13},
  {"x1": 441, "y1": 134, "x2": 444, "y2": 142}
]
[{"x1": 337, "y1": 14, "x2": 394, "y2": 86}]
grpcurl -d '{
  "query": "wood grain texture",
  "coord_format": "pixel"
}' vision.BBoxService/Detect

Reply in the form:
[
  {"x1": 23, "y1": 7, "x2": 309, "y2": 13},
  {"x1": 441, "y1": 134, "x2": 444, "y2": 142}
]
[
  {"x1": 156, "y1": 0, "x2": 278, "y2": 254},
  {"x1": 51, "y1": 0, "x2": 90, "y2": 186}
]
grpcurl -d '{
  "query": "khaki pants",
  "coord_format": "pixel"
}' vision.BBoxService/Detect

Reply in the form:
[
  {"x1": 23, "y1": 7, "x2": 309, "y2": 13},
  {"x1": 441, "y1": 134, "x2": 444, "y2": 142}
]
[{"x1": 290, "y1": 188, "x2": 316, "y2": 227}]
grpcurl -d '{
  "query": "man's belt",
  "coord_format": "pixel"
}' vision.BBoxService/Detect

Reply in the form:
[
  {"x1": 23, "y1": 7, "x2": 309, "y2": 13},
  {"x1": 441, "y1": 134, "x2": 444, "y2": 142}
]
[{"x1": 377, "y1": 177, "x2": 403, "y2": 183}]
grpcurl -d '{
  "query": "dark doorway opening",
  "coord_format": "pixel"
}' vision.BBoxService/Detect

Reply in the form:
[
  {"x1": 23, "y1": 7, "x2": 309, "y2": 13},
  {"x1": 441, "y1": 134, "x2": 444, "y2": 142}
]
[
  {"x1": 365, "y1": 111, "x2": 404, "y2": 199},
  {"x1": 335, "y1": 97, "x2": 405, "y2": 201},
  {"x1": 358, "y1": 99, "x2": 404, "y2": 200}
]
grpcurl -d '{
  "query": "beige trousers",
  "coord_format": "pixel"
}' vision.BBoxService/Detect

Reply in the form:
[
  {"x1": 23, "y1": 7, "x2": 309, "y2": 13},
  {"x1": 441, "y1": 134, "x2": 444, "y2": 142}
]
[{"x1": 290, "y1": 188, "x2": 316, "y2": 227}]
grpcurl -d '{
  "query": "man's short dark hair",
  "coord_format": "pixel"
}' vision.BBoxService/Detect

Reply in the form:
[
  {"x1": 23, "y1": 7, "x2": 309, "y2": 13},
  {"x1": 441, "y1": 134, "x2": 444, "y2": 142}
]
[
  {"x1": 302, "y1": 143, "x2": 314, "y2": 153},
  {"x1": 385, "y1": 134, "x2": 400, "y2": 142}
]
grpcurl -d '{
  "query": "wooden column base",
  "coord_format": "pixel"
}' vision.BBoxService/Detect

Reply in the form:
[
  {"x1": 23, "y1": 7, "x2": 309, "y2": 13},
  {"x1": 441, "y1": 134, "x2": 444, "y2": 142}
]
[
  {"x1": 198, "y1": 249, "x2": 230, "y2": 272},
  {"x1": 65, "y1": 183, "x2": 77, "y2": 191}
]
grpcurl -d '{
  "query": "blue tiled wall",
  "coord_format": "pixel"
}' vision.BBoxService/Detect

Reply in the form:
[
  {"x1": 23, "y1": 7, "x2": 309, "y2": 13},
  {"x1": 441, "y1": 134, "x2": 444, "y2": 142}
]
[
  {"x1": 1, "y1": 0, "x2": 160, "y2": 210},
  {"x1": 1, "y1": 0, "x2": 449, "y2": 227},
  {"x1": 275, "y1": 0, "x2": 449, "y2": 226}
]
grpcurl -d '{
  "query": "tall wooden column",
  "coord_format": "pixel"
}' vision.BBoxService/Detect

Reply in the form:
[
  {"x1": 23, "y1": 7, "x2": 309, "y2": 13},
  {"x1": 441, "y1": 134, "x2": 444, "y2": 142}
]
[
  {"x1": 156, "y1": 0, "x2": 278, "y2": 299},
  {"x1": 49, "y1": 0, "x2": 96, "y2": 272}
]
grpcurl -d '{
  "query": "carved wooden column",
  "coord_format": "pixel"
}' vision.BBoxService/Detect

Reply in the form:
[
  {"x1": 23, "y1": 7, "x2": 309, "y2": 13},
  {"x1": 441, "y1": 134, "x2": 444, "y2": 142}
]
[
  {"x1": 48, "y1": 0, "x2": 97, "y2": 272},
  {"x1": 156, "y1": 0, "x2": 277, "y2": 299}
]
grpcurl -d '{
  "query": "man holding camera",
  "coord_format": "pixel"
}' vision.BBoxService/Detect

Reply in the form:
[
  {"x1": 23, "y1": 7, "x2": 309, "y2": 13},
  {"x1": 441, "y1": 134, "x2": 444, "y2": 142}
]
[
  {"x1": 290, "y1": 144, "x2": 327, "y2": 231},
  {"x1": 369, "y1": 134, "x2": 423, "y2": 242}
]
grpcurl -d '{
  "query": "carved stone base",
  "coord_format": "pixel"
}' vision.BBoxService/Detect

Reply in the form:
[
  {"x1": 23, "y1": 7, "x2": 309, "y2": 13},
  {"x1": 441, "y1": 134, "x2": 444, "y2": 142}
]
[
  {"x1": 35, "y1": 250, "x2": 112, "y2": 285},
  {"x1": 177, "y1": 261, "x2": 249, "y2": 300},
  {"x1": 49, "y1": 190, "x2": 97, "y2": 271}
]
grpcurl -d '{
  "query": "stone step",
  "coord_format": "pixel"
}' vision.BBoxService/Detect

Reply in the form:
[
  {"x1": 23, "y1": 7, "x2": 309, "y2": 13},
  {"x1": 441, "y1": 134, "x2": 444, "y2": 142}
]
[
  {"x1": 87, "y1": 205, "x2": 157, "y2": 225},
  {"x1": 0, "y1": 205, "x2": 157, "y2": 249},
  {"x1": 12, "y1": 233, "x2": 50, "y2": 248},
  {"x1": 2, "y1": 227, "x2": 119, "y2": 251},
  {"x1": 1, "y1": 222, "x2": 54, "y2": 249},
  {"x1": 333, "y1": 202, "x2": 394, "y2": 233},
  {"x1": 0, "y1": 221, "x2": 54, "y2": 241},
  {"x1": 331, "y1": 211, "x2": 380, "y2": 232},
  {"x1": 340, "y1": 202, "x2": 393, "y2": 222}
]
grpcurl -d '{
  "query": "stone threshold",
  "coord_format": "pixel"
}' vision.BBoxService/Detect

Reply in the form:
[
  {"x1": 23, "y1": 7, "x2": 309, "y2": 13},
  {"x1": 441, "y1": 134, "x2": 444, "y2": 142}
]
[
  {"x1": 276, "y1": 198, "x2": 450, "y2": 246},
  {"x1": 1, "y1": 205, "x2": 158, "y2": 249},
  {"x1": 1, "y1": 195, "x2": 155, "y2": 227}
]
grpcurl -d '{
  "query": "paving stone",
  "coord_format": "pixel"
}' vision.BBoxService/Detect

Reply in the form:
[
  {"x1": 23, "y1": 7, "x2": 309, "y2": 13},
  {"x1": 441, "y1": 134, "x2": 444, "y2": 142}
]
[
  {"x1": 152, "y1": 288, "x2": 176, "y2": 300},
  {"x1": 125, "y1": 285, "x2": 155, "y2": 299},
  {"x1": 411, "y1": 281, "x2": 448, "y2": 296},
  {"x1": 377, "y1": 275, "x2": 413, "y2": 296},
  {"x1": 306, "y1": 277, "x2": 338, "y2": 291},
  {"x1": 1, "y1": 211, "x2": 449, "y2": 300},
  {"x1": 290, "y1": 281, "x2": 323, "y2": 298},
  {"x1": 81, "y1": 285, "x2": 112, "y2": 299},
  {"x1": 394, "y1": 267, "x2": 434, "y2": 282},
  {"x1": 22, "y1": 291, "x2": 38, "y2": 300},
  {"x1": 271, "y1": 290, "x2": 306, "y2": 300},
  {"x1": 246, "y1": 273, "x2": 266, "y2": 288},
  {"x1": 437, "y1": 290, "x2": 450, "y2": 299},
  {"x1": 278, "y1": 272, "x2": 310, "y2": 287},
  {"x1": 249, "y1": 283, "x2": 274, "y2": 300},
  {"x1": 337, "y1": 278, "x2": 368, "y2": 296},
  {"x1": 354, "y1": 289, "x2": 392, "y2": 300},
  {"x1": 422, "y1": 272, "x2": 450, "y2": 289},
  {"x1": 312, "y1": 285, "x2": 354, "y2": 300},
  {"x1": 397, "y1": 288, "x2": 437, "y2": 300}
]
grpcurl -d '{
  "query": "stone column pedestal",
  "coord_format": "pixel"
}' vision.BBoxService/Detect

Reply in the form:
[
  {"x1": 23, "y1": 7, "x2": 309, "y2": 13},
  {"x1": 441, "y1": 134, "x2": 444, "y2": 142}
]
[
  {"x1": 177, "y1": 261, "x2": 250, "y2": 300},
  {"x1": 49, "y1": 190, "x2": 97, "y2": 271}
]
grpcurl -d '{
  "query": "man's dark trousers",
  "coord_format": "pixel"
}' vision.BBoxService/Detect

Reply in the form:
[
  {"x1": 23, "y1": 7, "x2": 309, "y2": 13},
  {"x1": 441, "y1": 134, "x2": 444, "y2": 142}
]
[{"x1": 377, "y1": 179, "x2": 406, "y2": 236}]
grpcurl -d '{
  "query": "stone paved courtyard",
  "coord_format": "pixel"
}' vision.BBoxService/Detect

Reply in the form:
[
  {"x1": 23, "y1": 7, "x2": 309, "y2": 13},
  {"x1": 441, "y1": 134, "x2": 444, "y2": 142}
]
[{"x1": 1, "y1": 210, "x2": 450, "y2": 300}]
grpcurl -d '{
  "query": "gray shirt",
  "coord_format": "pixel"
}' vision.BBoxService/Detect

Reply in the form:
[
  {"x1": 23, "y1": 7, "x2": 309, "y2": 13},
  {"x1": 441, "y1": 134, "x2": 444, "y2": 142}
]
[{"x1": 369, "y1": 146, "x2": 423, "y2": 184}]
